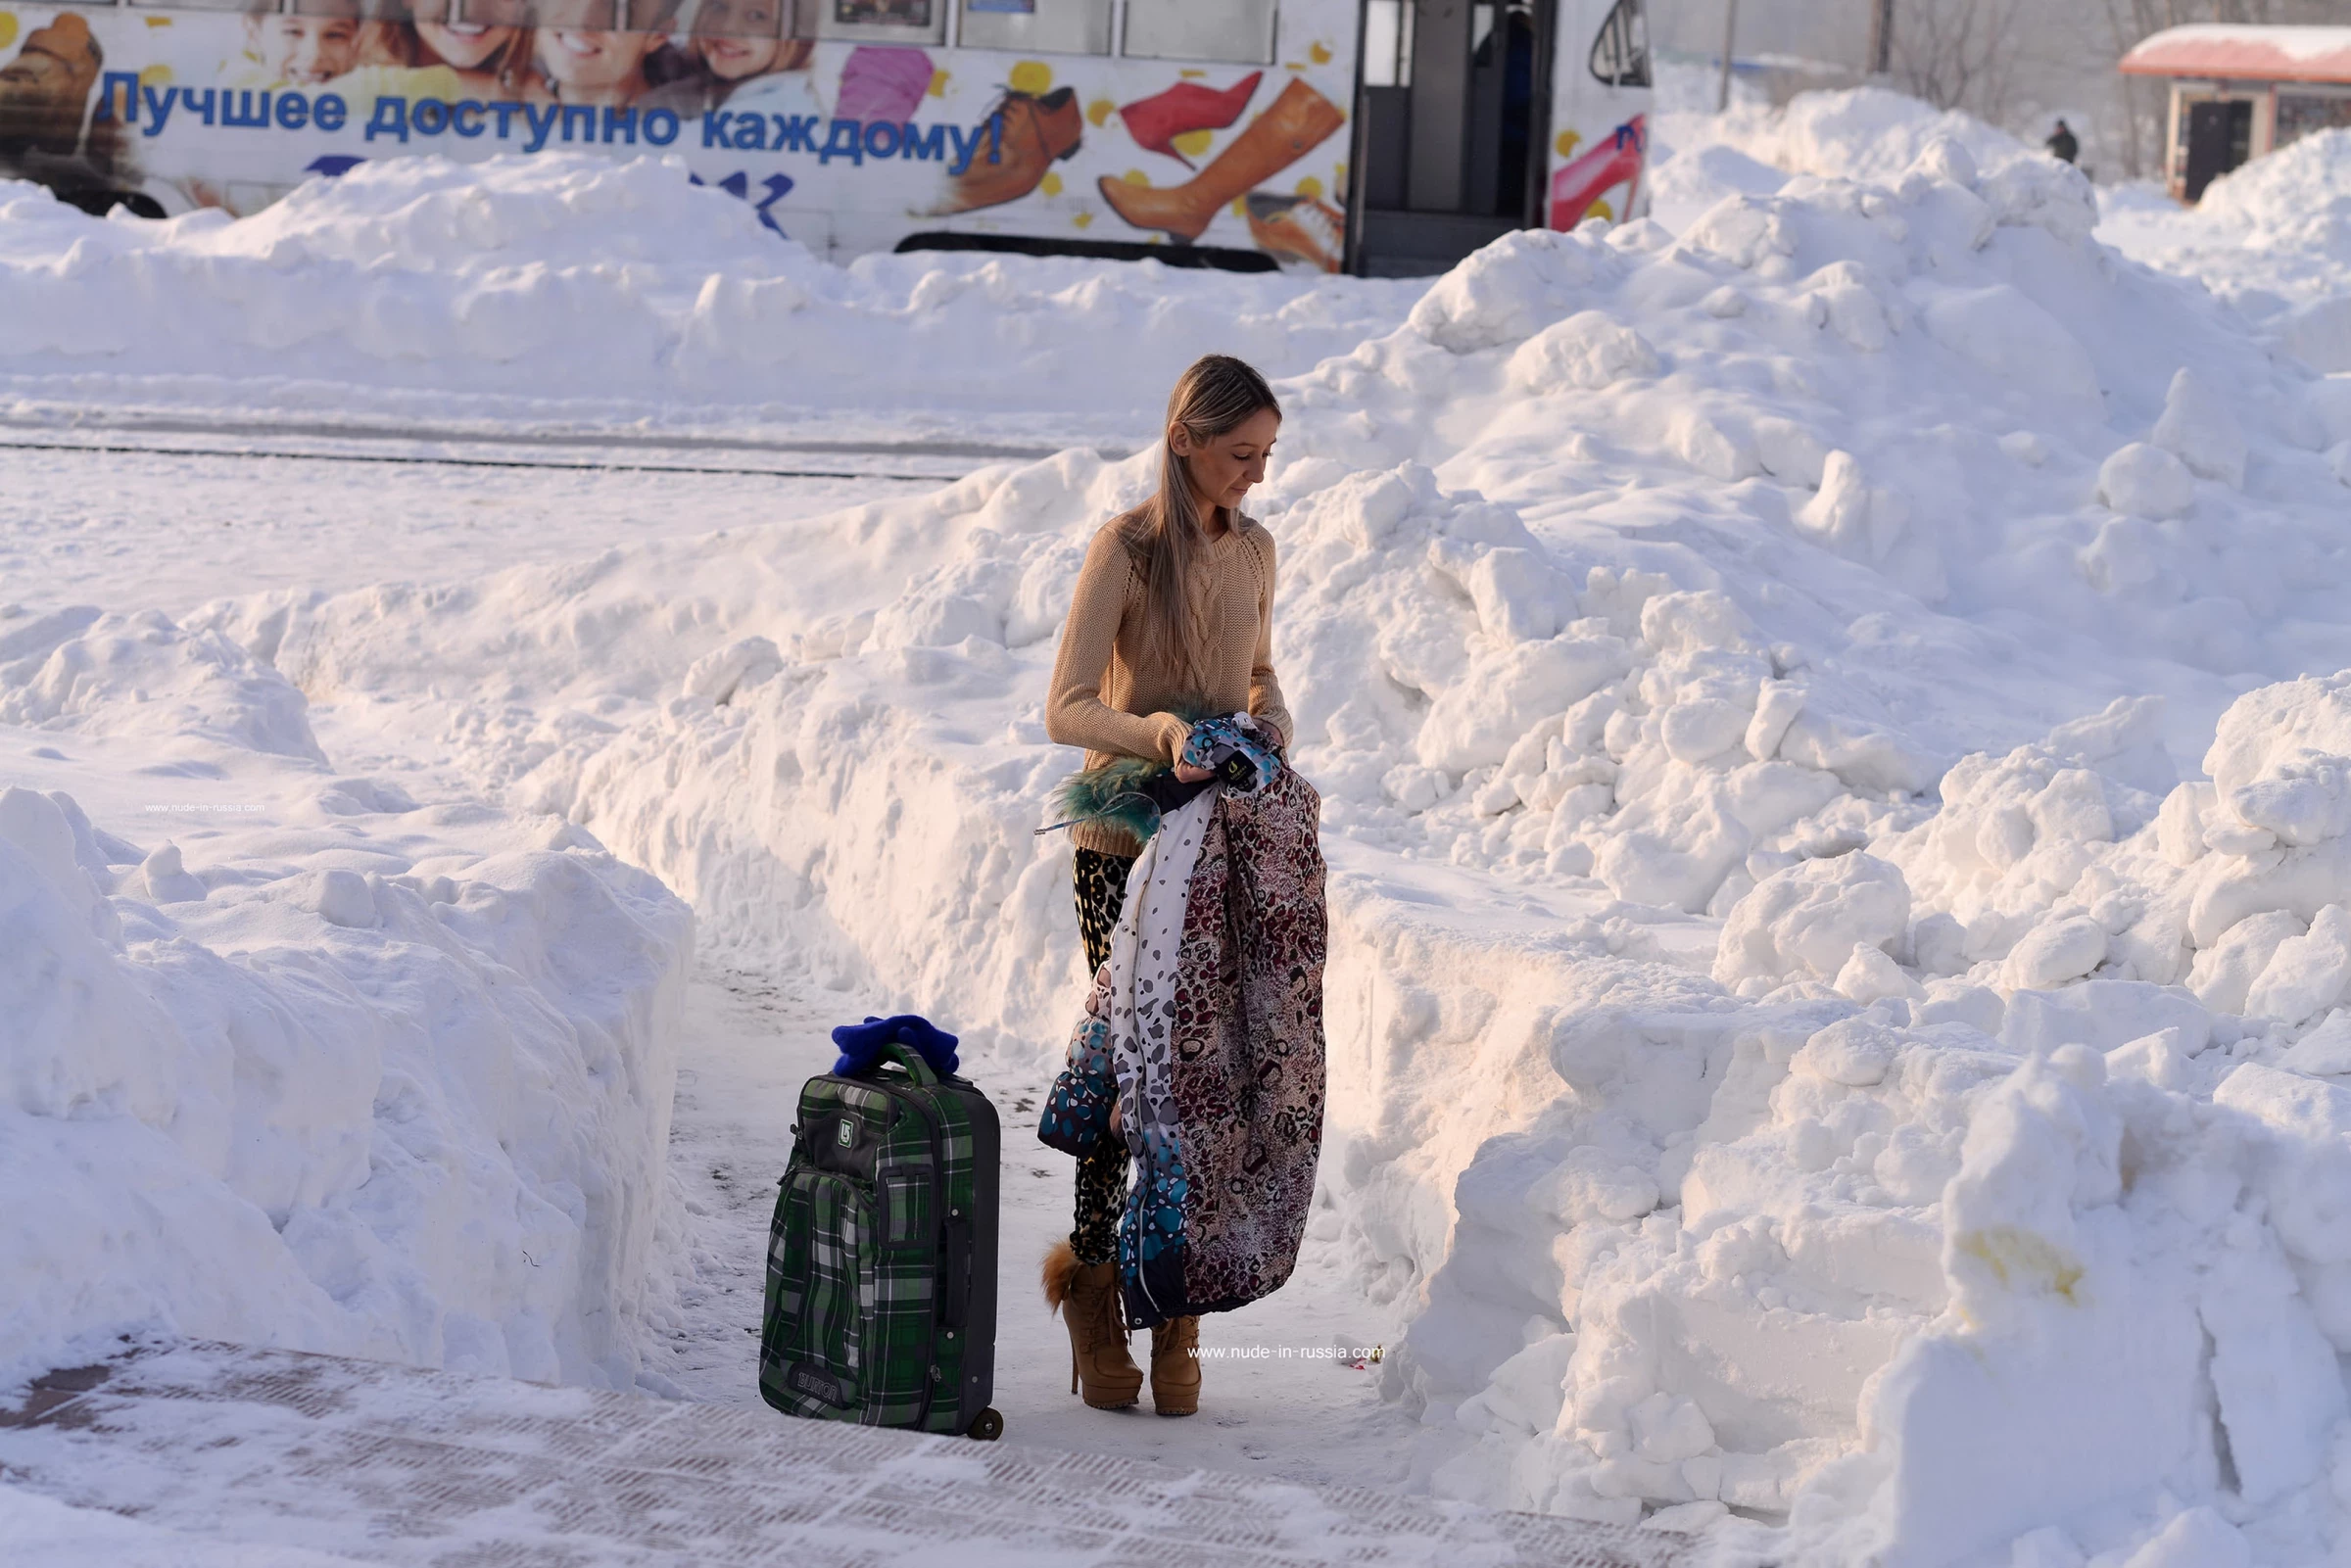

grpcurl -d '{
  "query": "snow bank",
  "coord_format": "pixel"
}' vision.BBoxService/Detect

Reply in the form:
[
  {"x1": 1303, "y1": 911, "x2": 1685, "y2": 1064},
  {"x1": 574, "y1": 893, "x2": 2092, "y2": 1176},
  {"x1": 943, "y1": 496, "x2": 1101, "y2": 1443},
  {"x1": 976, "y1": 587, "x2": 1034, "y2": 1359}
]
[
  {"x1": 2097, "y1": 128, "x2": 2351, "y2": 372},
  {"x1": 0, "y1": 153, "x2": 1419, "y2": 422},
  {"x1": 159, "y1": 102, "x2": 2351, "y2": 1563},
  {"x1": 1655, "y1": 87, "x2": 2032, "y2": 210},
  {"x1": 2193, "y1": 128, "x2": 2351, "y2": 267},
  {"x1": 0, "y1": 599, "x2": 692, "y2": 1390}
]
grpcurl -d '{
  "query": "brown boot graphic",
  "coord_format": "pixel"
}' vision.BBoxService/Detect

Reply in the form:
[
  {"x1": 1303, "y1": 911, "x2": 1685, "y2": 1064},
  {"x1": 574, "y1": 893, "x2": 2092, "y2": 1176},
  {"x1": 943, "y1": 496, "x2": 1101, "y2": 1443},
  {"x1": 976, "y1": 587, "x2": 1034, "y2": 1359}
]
[
  {"x1": 1246, "y1": 192, "x2": 1344, "y2": 271},
  {"x1": 0, "y1": 14, "x2": 103, "y2": 158},
  {"x1": 934, "y1": 85, "x2": 1081, "y2": 214},
  {"x1": 1098, "y1": 76, "x2": 1343, "y2": 243}
]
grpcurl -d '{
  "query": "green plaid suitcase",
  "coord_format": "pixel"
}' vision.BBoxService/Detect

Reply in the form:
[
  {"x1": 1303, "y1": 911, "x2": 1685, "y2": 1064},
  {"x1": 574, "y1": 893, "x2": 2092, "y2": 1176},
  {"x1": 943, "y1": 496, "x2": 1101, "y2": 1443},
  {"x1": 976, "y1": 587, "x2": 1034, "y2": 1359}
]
[{"x1": 757, "y1": 1040, "x2": 1002, "y2": 1439}]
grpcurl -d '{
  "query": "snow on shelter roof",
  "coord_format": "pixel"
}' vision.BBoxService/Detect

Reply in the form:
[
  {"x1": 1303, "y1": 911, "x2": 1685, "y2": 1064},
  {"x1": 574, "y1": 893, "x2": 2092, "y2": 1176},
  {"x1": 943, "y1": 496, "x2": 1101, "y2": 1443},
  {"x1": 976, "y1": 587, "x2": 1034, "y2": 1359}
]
[{"x1": 2121, "y1": 24, "x2": 2351, "y2": 84}]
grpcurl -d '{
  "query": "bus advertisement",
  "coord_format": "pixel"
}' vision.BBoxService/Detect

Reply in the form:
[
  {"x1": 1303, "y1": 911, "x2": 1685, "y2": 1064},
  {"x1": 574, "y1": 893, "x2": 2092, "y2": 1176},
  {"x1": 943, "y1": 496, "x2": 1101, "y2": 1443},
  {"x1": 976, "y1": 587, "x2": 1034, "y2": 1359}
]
[{"x1": 0, "y1": 0, "x2": 1648, "y2": 275}]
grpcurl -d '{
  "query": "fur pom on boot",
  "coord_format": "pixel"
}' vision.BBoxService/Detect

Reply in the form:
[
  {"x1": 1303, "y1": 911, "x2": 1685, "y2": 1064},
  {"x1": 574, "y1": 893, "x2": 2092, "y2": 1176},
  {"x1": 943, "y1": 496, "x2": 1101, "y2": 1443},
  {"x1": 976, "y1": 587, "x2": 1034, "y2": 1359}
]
[{"x1": 1042, "y1": 1238, "x2": 1143, "y2": 1409}]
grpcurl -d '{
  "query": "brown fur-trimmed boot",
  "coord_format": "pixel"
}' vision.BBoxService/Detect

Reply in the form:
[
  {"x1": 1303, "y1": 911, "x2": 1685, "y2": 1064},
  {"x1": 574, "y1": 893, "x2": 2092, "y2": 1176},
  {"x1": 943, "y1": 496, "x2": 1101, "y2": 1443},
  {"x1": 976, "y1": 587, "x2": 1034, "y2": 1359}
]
[
  {"x1": 1042, "y1": 1238, "x2": 1143, "y2": 1410},
  {"x1": 1149, "y1": 1314, "x2": 1200, "y2": 1416}
]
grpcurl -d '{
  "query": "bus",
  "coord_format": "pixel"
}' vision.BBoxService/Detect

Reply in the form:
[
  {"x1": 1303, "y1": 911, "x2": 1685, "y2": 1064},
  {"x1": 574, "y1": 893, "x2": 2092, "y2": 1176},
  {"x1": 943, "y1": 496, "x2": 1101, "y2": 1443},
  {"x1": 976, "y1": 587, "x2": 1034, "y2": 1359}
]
[{"x1": 0, "y1": 0, "x2": 1648, "y2": 275}]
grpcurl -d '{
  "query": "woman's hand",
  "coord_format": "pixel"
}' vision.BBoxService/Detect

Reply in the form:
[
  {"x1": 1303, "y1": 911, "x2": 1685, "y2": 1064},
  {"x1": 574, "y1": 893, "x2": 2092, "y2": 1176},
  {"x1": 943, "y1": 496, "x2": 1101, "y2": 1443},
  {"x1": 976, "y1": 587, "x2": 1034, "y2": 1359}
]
[{"x1": 1174, "y1": 761, "x2": 1214, "y2": 784}]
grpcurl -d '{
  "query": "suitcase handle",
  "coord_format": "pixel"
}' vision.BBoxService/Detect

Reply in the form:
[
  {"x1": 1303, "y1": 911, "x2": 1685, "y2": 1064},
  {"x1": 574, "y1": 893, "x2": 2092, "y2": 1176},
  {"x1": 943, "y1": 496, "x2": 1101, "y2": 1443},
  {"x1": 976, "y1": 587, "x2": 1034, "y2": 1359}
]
[
  {"x1": 942, "y1": 1212, "x2": 971, "y2": 1329},
  {"x1": 873, "y1": 1040, "x2": 941, "y2": 1087}
]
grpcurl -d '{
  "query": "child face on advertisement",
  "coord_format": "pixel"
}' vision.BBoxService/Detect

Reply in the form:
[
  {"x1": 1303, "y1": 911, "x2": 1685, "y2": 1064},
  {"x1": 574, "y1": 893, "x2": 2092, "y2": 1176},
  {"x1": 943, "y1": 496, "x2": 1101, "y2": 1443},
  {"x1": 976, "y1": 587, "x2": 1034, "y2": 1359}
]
[
  {"x1": 535, "y1": 0, "x2": 663, "y2": 100},
  {"x1": 692, "y1": 0, "x2": 781, "y2": 82},
  {"x1": 251, "y1": 12, "x2": 362, "y2": 85},
  {"x1": 416, "y1": 0, "x2": 524, "y2": 70}
]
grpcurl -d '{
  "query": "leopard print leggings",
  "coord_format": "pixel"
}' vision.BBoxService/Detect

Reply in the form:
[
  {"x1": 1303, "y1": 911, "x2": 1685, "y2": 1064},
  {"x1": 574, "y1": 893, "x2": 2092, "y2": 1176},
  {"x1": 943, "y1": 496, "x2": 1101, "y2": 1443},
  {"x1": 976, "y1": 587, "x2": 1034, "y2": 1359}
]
[{"x1": 1071, "y1": 848, "x2": 1135, "y2": 1265}]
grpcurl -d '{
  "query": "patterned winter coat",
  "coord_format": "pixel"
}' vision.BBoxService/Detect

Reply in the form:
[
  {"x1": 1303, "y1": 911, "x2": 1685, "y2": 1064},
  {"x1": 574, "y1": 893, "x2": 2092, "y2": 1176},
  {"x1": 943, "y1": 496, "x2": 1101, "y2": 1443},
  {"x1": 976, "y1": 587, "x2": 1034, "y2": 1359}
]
[{"x1": 1039, "y1": 757, "x2": 1327, "y2": 1328}]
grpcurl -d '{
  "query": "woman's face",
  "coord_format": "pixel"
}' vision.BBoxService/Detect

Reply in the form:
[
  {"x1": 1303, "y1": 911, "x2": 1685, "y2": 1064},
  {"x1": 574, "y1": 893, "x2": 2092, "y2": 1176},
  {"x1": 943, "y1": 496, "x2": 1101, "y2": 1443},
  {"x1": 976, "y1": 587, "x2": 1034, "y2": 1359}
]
[
  {"x1": 1174, "y1": 406, "x2": 1280, "y2": 513},
  {"x1": 695, "y1": 0, "x2": 782, "y2": 80},
  {"x1": 537, "y1": 0, "x2": 658, "y2": 94},
  {"x1": 416, "y1": 14, "x2": 517, "y2": 70}
]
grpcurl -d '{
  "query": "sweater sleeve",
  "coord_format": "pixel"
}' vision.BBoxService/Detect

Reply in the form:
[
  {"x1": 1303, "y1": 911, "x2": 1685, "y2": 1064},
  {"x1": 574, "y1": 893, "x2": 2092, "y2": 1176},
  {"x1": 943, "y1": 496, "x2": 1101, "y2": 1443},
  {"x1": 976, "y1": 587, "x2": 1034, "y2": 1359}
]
[
  {"x1": 1246, "y1": 525, "x2": 1294, "y2": 750},
  {"x1": 1045, "y1": 526, "x2": 1194, "y2": 765}
]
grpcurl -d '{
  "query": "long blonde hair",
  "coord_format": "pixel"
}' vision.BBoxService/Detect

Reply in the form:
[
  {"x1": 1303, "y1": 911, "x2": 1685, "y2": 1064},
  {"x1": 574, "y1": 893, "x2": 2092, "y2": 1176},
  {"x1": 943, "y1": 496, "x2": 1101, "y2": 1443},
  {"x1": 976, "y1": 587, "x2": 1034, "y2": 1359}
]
[{"x1": 1121, "y1": 354, "x2": 1280, "y2": 700}]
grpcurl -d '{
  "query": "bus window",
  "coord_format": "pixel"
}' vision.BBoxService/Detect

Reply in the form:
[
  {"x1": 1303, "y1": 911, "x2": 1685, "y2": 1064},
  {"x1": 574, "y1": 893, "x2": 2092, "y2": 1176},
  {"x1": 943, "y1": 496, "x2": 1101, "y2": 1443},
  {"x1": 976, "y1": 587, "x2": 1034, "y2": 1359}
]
[
  {"x1": 821, "y1": 0, "x2": 945, "y2": 45},
  {"x1": 1122, "y1": 0, "x2": 1274, "y2": 68},
  {"x1": 1362, "y1": 0, "x2": 1411, "y2": 86},
  {"x1": 958, "y1": 0, "x2": 1112, "y2": 56},
  {"x1": 692, "y1": 0, "x2": 789, "y2": 37},
  {"x1": 1588, "y1": 0, "x2": 1646, "y2": 87},
  {"x1": 457, "y1": 0, "x2": 536, "y2": 24},
  {"x1": 531, "y1": 0, "x2": 620, "y2": 28},
  {"x1": 316, "y1": 0, "x2": 418, "y2": 21}
]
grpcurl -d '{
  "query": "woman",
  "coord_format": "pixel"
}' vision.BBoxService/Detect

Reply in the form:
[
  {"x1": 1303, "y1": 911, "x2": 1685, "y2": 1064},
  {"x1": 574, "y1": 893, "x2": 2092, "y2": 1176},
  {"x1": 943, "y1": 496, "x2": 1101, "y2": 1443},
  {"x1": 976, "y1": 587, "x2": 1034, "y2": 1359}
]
[{"x1": 1039, "y1": 353, "x2": 1294, "y2": 1417}]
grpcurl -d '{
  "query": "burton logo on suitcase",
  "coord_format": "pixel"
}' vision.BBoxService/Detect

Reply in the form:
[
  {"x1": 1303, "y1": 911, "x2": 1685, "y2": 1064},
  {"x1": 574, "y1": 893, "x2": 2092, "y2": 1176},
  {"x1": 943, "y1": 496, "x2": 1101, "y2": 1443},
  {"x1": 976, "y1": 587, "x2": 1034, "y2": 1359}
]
[{"x1": 758, "y1": 1022, "x2": 1003, "y2": 1441}]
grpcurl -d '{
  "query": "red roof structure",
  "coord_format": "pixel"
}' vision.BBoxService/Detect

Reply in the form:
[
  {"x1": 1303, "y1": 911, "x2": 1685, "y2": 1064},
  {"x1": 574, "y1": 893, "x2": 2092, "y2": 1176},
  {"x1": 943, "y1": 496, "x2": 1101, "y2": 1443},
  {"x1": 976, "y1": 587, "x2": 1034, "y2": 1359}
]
[{"x1": 2121, "y1": 24, "x2": 2351, "y2": 84}]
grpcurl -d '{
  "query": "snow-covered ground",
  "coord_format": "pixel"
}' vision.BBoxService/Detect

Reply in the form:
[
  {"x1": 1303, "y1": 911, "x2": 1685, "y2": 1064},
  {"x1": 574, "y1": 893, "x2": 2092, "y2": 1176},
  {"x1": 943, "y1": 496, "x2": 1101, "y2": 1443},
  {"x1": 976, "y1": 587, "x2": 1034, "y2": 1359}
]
[
  {"x1": 0, "y1": 448, "x2": 924, "y2": 612},
  {"x1": 11, "y1": 78, "x2": 2351, "y2": 1568}
]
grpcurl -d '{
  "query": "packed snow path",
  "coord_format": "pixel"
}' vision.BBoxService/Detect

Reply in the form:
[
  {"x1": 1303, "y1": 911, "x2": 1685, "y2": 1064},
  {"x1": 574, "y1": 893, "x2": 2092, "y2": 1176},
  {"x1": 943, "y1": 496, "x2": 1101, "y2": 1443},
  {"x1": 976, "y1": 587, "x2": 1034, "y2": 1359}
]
[
  {"x1": 652, "y1": 968, "x2": 1428, "y2": 1490},
  {"x1": 0, "y1": 440, "x2": 1436, "y2": 1492},
  {"x1": 0, "y1": 1341, "x2": 1683, "y2": 1567}
]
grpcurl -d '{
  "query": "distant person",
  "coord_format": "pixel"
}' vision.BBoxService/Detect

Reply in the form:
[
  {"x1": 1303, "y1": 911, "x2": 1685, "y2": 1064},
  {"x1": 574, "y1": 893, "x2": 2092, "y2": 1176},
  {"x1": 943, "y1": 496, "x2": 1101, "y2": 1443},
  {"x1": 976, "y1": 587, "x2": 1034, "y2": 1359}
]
[{"x1": 2047, "y1": 118, "x2": 2078, "y2": 165}]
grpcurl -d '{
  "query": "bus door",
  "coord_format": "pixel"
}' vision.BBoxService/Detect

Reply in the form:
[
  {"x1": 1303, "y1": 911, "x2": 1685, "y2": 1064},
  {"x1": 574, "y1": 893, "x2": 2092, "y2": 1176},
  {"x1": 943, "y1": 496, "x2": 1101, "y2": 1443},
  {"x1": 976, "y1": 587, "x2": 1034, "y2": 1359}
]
[
  {"x1": 2183, "y1": 96, "x2": 2255, "y2": 203},
  {"x1": 1349, "y1": 0, "x2": 1555, "y2": 275},
  {"x1": 1348, "y1": 0, "x2": 1645, "y2": 275}
]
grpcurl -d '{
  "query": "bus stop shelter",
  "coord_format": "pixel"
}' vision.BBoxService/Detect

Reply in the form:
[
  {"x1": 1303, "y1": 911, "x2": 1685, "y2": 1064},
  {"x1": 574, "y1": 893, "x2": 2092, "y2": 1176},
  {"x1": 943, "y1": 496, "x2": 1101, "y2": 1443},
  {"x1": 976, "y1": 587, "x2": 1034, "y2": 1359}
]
[{"x1": 2120, "y1": 24, "x2": 2351, "y2": 202}]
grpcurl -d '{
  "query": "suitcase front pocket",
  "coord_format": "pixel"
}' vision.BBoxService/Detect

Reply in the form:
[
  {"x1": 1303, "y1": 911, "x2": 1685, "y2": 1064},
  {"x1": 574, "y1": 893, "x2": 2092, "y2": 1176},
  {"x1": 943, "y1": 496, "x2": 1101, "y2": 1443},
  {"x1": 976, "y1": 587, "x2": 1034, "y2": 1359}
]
[{"x1": 767, "y1": 1167, "x2": 876, "y2": 1413}]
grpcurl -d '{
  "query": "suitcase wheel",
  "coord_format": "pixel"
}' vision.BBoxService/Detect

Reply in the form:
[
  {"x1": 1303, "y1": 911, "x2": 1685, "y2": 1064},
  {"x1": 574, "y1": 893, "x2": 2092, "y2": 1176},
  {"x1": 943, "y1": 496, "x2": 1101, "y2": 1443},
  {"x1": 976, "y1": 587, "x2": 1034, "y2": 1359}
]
[{"x1": 966, "y1": 1407, "x2": 1004, "y2": 1442}]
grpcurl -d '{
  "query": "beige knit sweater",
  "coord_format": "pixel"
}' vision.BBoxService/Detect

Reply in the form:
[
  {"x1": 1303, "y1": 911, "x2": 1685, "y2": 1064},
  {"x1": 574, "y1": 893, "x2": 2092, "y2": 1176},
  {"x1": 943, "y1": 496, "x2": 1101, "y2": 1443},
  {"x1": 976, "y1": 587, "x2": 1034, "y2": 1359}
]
[{"x1": 1044, "y1": 511, "x2": 1294, "y2": 858}]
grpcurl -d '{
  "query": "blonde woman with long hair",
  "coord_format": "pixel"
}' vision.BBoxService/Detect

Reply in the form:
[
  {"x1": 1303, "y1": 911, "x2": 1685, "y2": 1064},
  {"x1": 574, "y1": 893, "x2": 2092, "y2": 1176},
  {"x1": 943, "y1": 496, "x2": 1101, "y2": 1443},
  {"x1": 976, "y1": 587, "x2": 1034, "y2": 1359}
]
[{"x1": 1039, "y1": 353, "x2": 1295, "y2": 1417}]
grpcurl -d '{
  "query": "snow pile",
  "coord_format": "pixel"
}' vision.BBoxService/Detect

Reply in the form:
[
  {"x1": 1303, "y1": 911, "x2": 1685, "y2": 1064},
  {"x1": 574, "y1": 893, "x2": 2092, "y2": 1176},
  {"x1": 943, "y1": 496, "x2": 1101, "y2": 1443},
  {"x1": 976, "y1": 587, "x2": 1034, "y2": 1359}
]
[
  {"x1": 1655, "y1": 87, "x2": 2032, "y2": 210},
  {"x1": 0, "y1": 600, "x2": 693, "y2": 1389},
  {"x1": 2097, "y1": 128, "x2": 2351, "y2": 373},
  {"x1": 1416, "y1": 682, "x2": 2351, "y2": 1557},
  {"x1": 2194, "y1": 128, "x2": 2351, "y2": 266},
  {"x1": 0, "y1": 154, "x2": 1418, "y2": 420}
]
